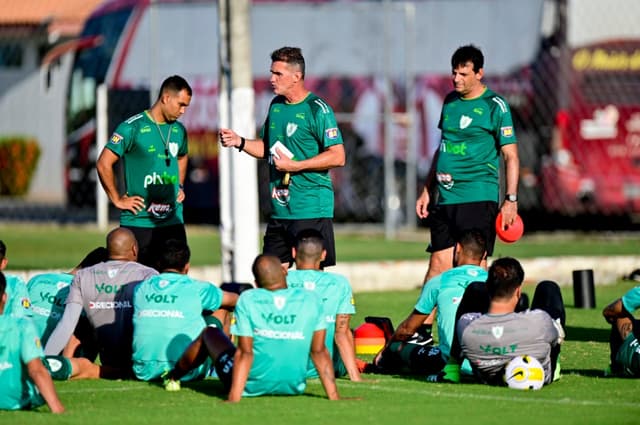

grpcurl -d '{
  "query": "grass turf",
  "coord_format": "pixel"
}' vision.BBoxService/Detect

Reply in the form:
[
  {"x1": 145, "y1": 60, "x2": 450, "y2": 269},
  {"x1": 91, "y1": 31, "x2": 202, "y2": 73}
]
[
  {"x1": 1, "y1": 281, "x2": 639, "y2": 424},
  {"x1": 1, "y1": 223, "x2": 640, "y2": 269}
]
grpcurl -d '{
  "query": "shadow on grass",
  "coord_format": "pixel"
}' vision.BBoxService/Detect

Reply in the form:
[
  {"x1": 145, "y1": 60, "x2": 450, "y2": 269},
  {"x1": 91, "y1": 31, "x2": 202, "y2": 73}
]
[
  {"x1": 562, "y1": 369, "x2": 606, "y2": 378},
  {"x1": 564, "y1": 325, "x2": 610, "y2": 343}
]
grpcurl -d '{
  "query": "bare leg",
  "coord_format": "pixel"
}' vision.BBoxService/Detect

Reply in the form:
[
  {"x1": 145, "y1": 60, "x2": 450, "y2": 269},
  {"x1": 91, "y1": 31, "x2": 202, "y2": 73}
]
[{"x1": 423, "y1": 247, "x2": 454, "y2": 283}]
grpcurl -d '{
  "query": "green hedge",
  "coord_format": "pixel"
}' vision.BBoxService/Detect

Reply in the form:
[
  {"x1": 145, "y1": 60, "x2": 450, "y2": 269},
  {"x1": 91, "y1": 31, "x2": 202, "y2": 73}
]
[{"x1": 0, "y1": 136, "x2": 41, "y2": 196}]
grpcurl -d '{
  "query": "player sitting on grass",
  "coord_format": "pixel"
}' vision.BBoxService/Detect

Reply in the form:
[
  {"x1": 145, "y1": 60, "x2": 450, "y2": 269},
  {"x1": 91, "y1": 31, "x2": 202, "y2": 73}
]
[
  {"x1": 162, "y1": 254, "x2": 340, "y2": 402},
  {"x1": 360, "y1": 229, "x2": 488, "y2": 376},
  {"x1": 286, "y1": 228, "x2": 362, "y2": 381},
  {"x1": 602, "y1": 285, "x2": 640, "y2": 377},
  {"x1": 44, "y1": 228, "x2": 158, "y2": 379},
  {"x1": 448, "y1": 257, "x2": 565, "y2": 386},
  {"x1": 131, "y1": 238, "x2": 237, "y2": 383},
  {"x1": 0, "y1": 239, "x2": 33, "y2": 318},
  {"x1": 0, "y1": 272, "x2": 64, "y2": 413}
]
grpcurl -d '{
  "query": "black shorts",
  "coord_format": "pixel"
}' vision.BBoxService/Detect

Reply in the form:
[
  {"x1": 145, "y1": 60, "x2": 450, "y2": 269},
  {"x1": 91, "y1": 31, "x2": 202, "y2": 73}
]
[
  {"x1": 122, "y1": 224, "x2": 187, "y2": 268},
  {"x1": 426, "y1": 201, "x2": 498, "y2": 256},
  {"x1": 263, "y1": 218, "x2": 336, "y2": 268}
]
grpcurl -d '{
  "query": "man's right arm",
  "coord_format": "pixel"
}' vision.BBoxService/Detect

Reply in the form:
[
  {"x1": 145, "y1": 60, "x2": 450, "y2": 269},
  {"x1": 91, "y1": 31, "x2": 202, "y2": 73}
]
[
  {"x1": 227, "y1": 336, "x2": 254, "y2": 402},
  {"x1": 219, "y1": 128, "x2": 266, "y2": 159},
  {"x1": 416, "y1": 149, "x2": 439, "y2": 219},
  {"x1": 27, "y1": 357, "x2": 65, "y2": 413},
  {"x1": 44, "y1": 303, "x2": 82, "y2": 355},
  {"x1": 96, "y1": 148, "x2": 145, "y2": 214},
  {"x1": 374, "y1": 311, "x2": 427, "y2": 365},
  {"x1": 310, "y1": 329, "x2": 340, "y2": 400}
]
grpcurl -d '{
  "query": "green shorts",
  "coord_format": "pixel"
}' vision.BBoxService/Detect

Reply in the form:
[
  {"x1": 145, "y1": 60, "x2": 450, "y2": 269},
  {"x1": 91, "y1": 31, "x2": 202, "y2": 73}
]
[
  {"x1": 44, "y1": 355, "x2": 73, "y2": 380},
  {"x1": 615, "y1": 333, "x2": 640, "y2": 377}
]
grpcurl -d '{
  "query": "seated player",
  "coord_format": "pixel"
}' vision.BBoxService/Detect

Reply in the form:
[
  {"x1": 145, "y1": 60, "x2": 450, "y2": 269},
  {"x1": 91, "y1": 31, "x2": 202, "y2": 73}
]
[
  {"x1": 453, "y1": 257, "x2": 565, "y2": 386},
  {"x1": 286, "y1": 228, "x2": 362, "y2": 381},
  {"x1": 131, "y1": 239, "x2": 237, "y2": 382},
  {"x1": 44, "y1": 227, "x2": 158, "y2": 379},
  {"x1": 0, "y1": 272, "x2": 64, "y2": 413},
  {"x1": 162, "y1": 254, "x2": 340, "y2": 401},
  {"x1": 0, "y1": 239, "x2": 33, "y2": 318},
  {"x1": 27, "y1": 247, "x2": 107, "y2": 353},
  {"x1": 602, "y1": 285, "x2": 640, "y2": 377},
  {"x1": 361, "y1": 230, "x2": 488, "y2": 376}
]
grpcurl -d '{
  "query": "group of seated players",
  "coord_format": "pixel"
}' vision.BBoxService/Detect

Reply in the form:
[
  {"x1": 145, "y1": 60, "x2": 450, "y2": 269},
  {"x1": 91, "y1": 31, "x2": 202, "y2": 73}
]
[{"x1": 0, "y1": 228, "x2": 639, "y2": 413}]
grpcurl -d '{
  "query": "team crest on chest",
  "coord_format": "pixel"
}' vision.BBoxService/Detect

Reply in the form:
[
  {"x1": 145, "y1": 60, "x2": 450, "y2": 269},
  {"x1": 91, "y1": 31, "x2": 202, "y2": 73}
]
[
  {"x1": 492, "y1": 326, "x2": 504, "y2": 339},
  {"x1": 168, "y1": 142, "x2": 179, "y2": 157},
  {"x1": 459, "y1": 115, "x2": 473, "y2": 129},
  {"x1": 274, "y1": 295, "x2": 286, "y2": 310},
  {"x1": 286, "y1": 122, "x2": 298, "y2": 137}
]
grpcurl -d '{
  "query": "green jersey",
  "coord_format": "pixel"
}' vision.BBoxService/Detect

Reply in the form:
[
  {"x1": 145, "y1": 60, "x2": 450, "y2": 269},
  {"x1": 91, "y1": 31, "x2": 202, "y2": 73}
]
[
  {"x1": 132, "y1": 272, "x2": 223, "y2": 381},
  {"x1": 107, "y1": 111, "x2": 188, "y2": 228},
  {"x1": 260, "y1": 93, "x2": 343, "y2": 219},
  {"x1": 286, "y1": 269, "x2": 355, "y2": 378},
  {"x1": 3, "y1": 274, "x2": 32, "y2": 319},
  {"x1": 231, "y1": 287, "x2": 325, "y2": 396},
  {"x1": 0, "y1": 316, "x2": 45, "y2": 410},
  {"x1": 26, "y1": 273, "x2": 73, "y2": 345},
  {"x1": 436, "y1": 88, "x2": 517, "y2": 204},
  {"x1": 416, "y1": 265, "x2": 487, "y2": 360}
]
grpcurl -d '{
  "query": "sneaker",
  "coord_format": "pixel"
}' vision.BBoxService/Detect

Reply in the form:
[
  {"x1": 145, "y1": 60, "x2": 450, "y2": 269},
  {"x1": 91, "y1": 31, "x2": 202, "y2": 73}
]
[
  {"x1": 406, "y1": 325, "x2": 434, "y2": 346},
  {"x1": 161, "y1": 371, "x2": 181, "y2": 392}
]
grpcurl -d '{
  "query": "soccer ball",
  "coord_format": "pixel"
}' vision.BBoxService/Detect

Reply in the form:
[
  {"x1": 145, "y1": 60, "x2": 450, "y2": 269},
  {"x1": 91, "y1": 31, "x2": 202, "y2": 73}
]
[{"x1": 504, "y1": 355, "x2": 545, "y2": 390}]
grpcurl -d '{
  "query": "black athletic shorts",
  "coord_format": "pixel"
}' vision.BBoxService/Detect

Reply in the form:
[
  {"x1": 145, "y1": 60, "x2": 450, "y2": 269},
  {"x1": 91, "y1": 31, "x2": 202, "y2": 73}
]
[
  {"x1": 123, "y1": 224, "x2": 187, "y2": 268},
  {"x1": 426, "y1": 201, "x2": 498, "y2": 256},
  {"x1": 263, "y1": 218, "x2": 336, "y2": 268}
]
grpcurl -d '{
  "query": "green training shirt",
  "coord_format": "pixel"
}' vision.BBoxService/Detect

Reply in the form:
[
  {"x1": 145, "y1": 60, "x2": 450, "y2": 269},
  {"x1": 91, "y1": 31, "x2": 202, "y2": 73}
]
[
  {"x1": 231, "y1": 287, "x2": 326, "y2": 396},
  {"x1": 436, "y1": 87, "x2": 517, "y2": 204},
  {"x1": 26, "y1": 273, "x2": 73, "y2": 345},
  {"x1": 106, "y1": 111, "x2": 188, "y2": 228},
  {"x1": 132, "y1": 272, "x2": 223, "y2": 381},
  {"x1": 260, "y1": 93, "x2": 343, "y2": 219},
  {"x1": 286, "y1": 269, "x2": 355, "y2": 378},
  {"x1": 0, "y1": 316, "x2": 45, "y2": 410}
]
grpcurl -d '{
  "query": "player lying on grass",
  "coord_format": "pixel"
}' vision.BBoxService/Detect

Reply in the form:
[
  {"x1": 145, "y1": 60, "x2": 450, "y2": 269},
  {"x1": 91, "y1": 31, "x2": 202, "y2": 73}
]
[
  {"x1": 0, "y1": 272, "x2": 65, "y2": 413},
  {"x1": 442, "y1": 257, "x2": 565, "y2": 386},
  {"x1": 45, "y1": 228, "x2": 158, "y2": 379},
  {"x1": 131, "y1": 238, "x2": 237, "y2": 382},
  {"x1": 286, "y1": 228, "x2": 362, "y2": 381},
  {"x1": 162, "y1": 254, "x2": 340, "y2": 401},
  {"x1": 602, "y1": 285, "x2": 640, "y2": 377},
  {"x1": 359, "y1": 230, "x2": 488, "y2": 376}
]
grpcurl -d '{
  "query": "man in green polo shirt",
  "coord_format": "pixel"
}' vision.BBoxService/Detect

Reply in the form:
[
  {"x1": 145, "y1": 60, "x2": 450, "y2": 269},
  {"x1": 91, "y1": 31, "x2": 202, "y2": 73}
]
[{"x1": 97, "y1": 75, "x2": 192, "y2": 268}]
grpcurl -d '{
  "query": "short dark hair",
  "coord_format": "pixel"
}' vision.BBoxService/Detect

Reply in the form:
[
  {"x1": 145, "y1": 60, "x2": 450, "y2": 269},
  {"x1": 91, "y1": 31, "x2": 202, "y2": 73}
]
[
  {"x1": 0, "y1": 271, "x2": 6, "y2": 298},
  {"x1": 451, "y1": 44, "x2": 484, "y2": 73},
  {"x1": 0, "y1": 240, "x2": 5, "y2": 261},
  {"x1": 156, "y1": 239, "x2": 191, "y2": 271},
  {"x1": 294, "y1": 228, "x2": 325, "y2": 262},
  {"x1": 77, "y1": 247, "x2": 108, "y2": 269},
  {"x1": 271, "y1": 46, "x2": 306, "y2": 78},
  {"x1": 457, "y1": 229, "x2": 487, "y2": 260},
  {"x1": 158, "y1": 75, "x2": 192, "y2": 100},
  {"x1": 486, "y1": 257, "x2": 525, "y2": 300}
]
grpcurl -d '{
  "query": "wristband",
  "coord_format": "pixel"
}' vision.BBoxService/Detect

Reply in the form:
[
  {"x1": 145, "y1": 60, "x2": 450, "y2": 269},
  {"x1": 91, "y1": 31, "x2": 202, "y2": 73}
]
[{"x1": 237, "y1": 137, "x2": 246, "y2": 152}]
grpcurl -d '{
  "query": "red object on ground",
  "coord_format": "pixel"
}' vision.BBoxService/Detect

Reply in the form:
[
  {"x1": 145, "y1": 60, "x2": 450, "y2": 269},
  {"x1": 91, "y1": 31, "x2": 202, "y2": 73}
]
[{"x1": 354, "y1": 323, "x2": 385, "y2": 354}]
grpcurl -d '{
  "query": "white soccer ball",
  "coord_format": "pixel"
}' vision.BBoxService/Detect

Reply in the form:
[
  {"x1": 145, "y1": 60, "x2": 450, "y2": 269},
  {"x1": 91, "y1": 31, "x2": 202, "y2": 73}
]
[{"x1": 504, "y1": 355, "x2": 545, "y2": 390}]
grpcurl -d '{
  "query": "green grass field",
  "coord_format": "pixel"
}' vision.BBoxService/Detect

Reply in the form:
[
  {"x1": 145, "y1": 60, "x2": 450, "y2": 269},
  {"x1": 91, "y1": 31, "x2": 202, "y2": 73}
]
[
  {"x1": 1, "y1": 223, "x2": 639, "y2": 424},
  {"x1": 2, "y1": 223, "x2": 640, "y2": 269},
  {"x1": 1, "y1": 282, "x2": 639, "y2": 425}
]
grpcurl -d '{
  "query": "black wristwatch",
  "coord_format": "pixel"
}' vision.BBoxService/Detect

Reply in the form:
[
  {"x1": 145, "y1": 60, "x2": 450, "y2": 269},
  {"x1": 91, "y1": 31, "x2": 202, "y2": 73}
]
[{"x1": 505, "y1": 194, "x2": 518, "y2": 202}]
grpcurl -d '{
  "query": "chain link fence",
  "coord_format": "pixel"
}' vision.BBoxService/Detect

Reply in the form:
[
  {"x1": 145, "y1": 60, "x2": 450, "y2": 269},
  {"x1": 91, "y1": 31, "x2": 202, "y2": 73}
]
[{"x1": 1, "y1": 0, "x2": 640, "y2": 228}]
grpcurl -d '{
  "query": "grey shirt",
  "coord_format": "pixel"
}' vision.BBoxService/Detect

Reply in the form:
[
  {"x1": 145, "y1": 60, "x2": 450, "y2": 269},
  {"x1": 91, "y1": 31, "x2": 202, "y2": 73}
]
[
  {"x1": 45, "y1": 260, "x2": 157, "y2": 368},
  {"x1": 457, "y1": 309, "x2": 563, "y2": 384}
]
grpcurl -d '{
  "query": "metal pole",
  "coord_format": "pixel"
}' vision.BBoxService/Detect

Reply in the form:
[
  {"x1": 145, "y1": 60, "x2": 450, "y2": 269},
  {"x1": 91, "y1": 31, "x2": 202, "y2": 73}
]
[
  {"x1": 404, "y1": 2, "x2": 417, "y2": 230},
  {"x1": 383, "y1": 0, "x2": 398, "y2": 239},
  {"x1": 96, "y1": 84, "x2": 108, "y2": 230}
]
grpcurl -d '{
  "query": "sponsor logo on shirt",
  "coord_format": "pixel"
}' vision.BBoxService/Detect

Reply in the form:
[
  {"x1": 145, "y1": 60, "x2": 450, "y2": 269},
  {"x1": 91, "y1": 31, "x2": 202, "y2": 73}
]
[
  {"x1": 147, "y1": 203, "x2": 173, "y2": 219},
  {"x1": 140, "y1": 126, "x2": 151, "y2": 134},
  {"x1": 89, "y1": 300, "x2": 133, "y2": 310},
  {"x1": 501, "y1": 126, "x2": 514, "y2": 137},
  {"x1": 143, "y1": 171, "x2": 178, "y2": 188},
  {"x1": 21, "y1": 298, "x2": 31, "y2": 309},
  {"x1": 110, "y1": 133, "x2": 123, "y2": 144},
  {"x1": 138, "y1": 309, "x2": 184, "y2": 318},
  {"x1": 325, "y1": 128, "x2": 338, "y2": 139},
  {"x1": 253, "y1": 328, "x2": 304, "y2": 340},
  {"x1": 0, "y1": 361, "x2": 13, "y2": 371}
]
